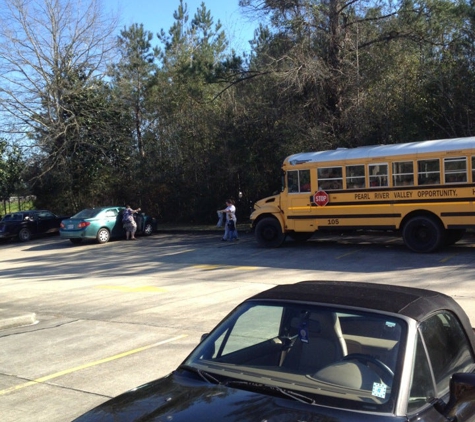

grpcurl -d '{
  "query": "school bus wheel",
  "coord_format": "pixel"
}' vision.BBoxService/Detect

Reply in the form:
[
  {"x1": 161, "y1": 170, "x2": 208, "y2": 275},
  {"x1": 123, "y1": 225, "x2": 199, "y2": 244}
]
[
  {"x1": 402, "y1": 215, "x2": 444, "y2": 253},
  {"x1": 255, "y1": 217, "x2": 286, "y2": 248}
]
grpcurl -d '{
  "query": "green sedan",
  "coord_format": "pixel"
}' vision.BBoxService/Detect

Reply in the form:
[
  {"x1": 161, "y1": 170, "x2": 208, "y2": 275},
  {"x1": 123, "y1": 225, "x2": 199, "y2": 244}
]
[{"x1": 60, "y1": 206, "x2": 156, "y2": 244}]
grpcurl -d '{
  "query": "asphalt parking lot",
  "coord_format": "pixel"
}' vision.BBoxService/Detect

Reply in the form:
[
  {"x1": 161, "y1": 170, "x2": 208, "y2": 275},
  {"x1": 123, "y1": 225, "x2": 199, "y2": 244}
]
[{"x1": 1, "y1": 230, "x2": 475, "y2": 421}]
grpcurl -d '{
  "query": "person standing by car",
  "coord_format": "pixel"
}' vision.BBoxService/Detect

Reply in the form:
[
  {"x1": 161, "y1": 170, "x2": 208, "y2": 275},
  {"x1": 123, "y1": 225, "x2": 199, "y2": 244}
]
[
  {"x1": 218, "y1": 199, "x2": 238, "y2": 241},
  {"x1": 122, "y1": 205, "x2": 141, "y2": 240}
]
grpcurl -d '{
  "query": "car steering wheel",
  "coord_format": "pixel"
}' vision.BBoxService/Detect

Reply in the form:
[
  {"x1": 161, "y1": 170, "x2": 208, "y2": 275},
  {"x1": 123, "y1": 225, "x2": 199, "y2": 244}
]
[{"x1": 342, "y1": 353, "x2": 394, "y2": 382}]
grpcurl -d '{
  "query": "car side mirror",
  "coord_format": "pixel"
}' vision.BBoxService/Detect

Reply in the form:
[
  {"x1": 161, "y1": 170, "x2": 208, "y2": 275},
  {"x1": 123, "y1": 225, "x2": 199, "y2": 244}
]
[{"x1": 442, "y1": 373, "x2": 475, "y2": 420}]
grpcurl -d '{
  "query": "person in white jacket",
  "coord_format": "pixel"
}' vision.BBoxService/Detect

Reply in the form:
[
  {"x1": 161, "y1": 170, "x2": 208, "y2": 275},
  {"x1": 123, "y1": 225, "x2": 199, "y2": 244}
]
[{"x1": 217, "y1": 199, "x2": 238, "y2": 241}]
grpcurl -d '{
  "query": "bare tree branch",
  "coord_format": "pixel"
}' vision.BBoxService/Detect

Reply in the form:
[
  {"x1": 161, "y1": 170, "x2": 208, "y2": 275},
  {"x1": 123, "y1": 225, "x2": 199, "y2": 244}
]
[{"x1": 0, "y1": 0, "x2": 119, "y2": 142}]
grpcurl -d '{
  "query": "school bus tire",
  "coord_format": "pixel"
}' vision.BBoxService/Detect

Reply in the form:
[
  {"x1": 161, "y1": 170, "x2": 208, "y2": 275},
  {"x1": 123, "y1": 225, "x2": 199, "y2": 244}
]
[
  {"x1": 402, "y1": 215, "x2": 444, "y2": 253},
  {"x1": 255, "y1": 217, "x2": 286, "y2": 248}
]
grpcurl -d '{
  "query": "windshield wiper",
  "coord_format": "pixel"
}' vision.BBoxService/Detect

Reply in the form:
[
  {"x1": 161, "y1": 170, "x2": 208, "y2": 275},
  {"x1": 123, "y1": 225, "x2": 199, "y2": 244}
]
[
  {"x1": 223, "y1": 380, "x2": 316, "y2": 405},
  {"x1": 180, "y1": 367, "x2": 316, "y2": 405},
  {"x1": 178, "y1": 364, "x2": 221, "y2": 384}
]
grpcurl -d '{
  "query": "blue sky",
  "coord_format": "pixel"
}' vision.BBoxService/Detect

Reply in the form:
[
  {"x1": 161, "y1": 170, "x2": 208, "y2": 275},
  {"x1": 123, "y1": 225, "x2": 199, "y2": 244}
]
[{"x1": 103, "y1": 0, "x2": 258, "y2": 53}]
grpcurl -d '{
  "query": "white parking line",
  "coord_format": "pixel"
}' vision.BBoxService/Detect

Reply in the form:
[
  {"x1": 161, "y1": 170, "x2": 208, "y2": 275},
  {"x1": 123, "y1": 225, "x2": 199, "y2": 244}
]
[{"x1": 192, "y1": 264, "x2": 259, "y2": 271}]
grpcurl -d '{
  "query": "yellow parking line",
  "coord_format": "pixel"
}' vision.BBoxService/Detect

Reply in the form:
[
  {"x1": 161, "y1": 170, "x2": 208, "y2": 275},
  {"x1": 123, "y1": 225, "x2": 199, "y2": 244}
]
[
  {"x1": 192, "y1": 264, "x2": 221, "y2": 270},
  {"x1": 385, "y1": 238, "x2": 400, "y2": 243},
  {"x1": 158, "y1": 249, "x2": 195, "y2": 256},
  {"x1": 0, "y1": 335, "x2": 187, "y2": 396},
  {"x1": 336, "y1": 250, "x2": 360, "y2": 259},
  {"x1": 440, "y1": 253, "x2": 458, "y2": 263}
]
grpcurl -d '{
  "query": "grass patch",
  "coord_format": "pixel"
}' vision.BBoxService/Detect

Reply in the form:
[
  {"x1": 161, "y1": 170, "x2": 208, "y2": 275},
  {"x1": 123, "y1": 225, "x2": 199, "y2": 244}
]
[{"x1": 1, "y1": 199, "x2": 34, "y2": 215}]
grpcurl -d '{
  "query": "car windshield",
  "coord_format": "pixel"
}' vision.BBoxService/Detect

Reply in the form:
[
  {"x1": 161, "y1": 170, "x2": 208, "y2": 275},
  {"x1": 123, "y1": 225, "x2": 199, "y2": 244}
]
[
  {"x1": 185, "y1": 300, "x2": 406, "y2": 413},
  {"x1": 71, "y1": 209, "x2": 102, "y2": 219}
]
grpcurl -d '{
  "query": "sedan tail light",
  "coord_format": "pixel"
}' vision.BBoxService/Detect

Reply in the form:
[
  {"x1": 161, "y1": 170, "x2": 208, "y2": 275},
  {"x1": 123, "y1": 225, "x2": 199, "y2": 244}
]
[{"x1": 78, "y1": 221, "x2": 90, "y2": 229}]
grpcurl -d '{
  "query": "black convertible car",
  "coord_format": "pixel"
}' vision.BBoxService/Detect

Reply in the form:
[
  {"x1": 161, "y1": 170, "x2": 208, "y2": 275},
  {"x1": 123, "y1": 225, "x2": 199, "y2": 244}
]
[
  {"x1": 72, "y1": 281, "x2": 475, "y2": 422},
  {"x1": 0, "y1": 209, "x2": 69, "y2": 241}
]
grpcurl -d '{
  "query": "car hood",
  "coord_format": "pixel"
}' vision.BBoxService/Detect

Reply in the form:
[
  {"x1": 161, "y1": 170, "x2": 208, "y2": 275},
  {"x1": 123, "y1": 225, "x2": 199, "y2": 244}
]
[{"x1": 73, "y1": 370, "x2": 398, "y2": 422}]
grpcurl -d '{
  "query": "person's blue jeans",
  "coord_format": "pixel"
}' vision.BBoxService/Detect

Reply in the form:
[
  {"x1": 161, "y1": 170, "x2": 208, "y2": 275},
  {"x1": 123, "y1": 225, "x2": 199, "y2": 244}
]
[{"x1": 223, "y1": 221, "x2": 238, "y2": 240}]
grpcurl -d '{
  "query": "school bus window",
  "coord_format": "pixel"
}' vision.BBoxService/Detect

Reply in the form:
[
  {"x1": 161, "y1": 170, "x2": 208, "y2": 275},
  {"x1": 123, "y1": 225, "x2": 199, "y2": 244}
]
[
  {"x1": 299, "y1": 169, "x2": 311, "y2": 192},
  {"x1": 318, "y1": 167, "x2": 343, "y2": 190},
  {"x1": 287, "y1": 170, "x2": 299, "y2": 193},
  {"x1": 444, "y1": 157, "x2": 467, "y2": 183},
  {"x1": 346, "y1": 165, "x2": 365, "y2": 189},
  {"x1": 418, "y1": 159, "x2": 440, "y2": 185},
  {"x1": 369, "y1": 164, "x2": 388, "y2": 187},
  {"x1": 393, "y1": 161, "x2": 414, "y2": 186},
  {"x1": 287, "y1": 169, "x2": 311, "y2": 193}
]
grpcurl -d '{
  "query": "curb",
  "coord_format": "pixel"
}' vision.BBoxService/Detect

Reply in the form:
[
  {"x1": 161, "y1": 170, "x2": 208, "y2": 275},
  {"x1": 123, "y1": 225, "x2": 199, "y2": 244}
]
[{"x1": 0, "y1": 310, "x2": 37, "y2": 330}]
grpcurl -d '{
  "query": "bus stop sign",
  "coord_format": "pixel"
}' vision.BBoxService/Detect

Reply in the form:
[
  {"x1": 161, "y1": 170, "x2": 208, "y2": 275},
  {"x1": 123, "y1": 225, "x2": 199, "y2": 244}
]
[{"x1": 314, "y1": 190, "x2": 329, "y2": 206}]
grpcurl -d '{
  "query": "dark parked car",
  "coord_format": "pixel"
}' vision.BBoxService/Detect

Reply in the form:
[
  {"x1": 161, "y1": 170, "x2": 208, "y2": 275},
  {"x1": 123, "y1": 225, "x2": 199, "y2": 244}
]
[
  {"x1": 72, "y1": 281, "x2": 475, "y2": 422},
  {"x1": 60, "y1": 206, "x2": 157, "y2": 244},
  {"x1": 0, "y1": 210, "x2": 69, "y2": 241}
]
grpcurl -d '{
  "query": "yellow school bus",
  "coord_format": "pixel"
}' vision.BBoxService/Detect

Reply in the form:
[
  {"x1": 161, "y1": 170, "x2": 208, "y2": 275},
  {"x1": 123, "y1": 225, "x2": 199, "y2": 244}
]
[{"x1": 250, "y1": 137, "x2": 475, "y2": 252}]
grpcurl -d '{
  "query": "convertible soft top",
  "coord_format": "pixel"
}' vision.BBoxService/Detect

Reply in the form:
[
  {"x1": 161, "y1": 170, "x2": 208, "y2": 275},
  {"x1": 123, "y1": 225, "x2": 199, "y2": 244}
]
[{"x1": 250, "y1": 281, "x2": 474, "y2": 343}]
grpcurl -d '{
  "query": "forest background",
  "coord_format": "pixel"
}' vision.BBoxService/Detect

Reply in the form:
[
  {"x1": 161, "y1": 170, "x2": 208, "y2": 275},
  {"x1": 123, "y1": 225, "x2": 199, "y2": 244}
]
[{"x1": 1, "y1": 0, "x2": 475, "y2": 223}]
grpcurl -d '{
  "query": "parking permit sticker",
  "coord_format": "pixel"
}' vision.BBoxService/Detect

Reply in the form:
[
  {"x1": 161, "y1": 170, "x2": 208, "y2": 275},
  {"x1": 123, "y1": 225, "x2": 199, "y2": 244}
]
[
  {"x1": 298, "y1": 322, "x2": 309, "y2": 343},
  {"x1": 372, "y1": 382, "x2": 387, "y2": 399}
]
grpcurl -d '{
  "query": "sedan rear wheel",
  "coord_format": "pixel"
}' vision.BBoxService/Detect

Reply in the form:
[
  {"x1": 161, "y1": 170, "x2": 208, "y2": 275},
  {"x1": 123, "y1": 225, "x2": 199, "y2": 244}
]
[
  {"x1": 18, "y1": 228, "x2": 31, "y2": 242},
  {"x1": 96, "y1": 228, "x2": 111, "y2": 244},
  {"x1": 143, "y1": 222, "x2": 153, "y2": 236}
]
